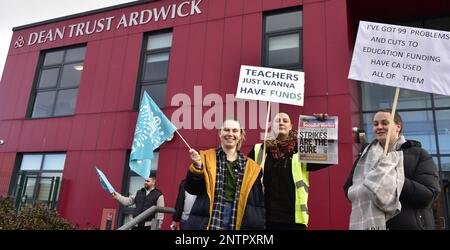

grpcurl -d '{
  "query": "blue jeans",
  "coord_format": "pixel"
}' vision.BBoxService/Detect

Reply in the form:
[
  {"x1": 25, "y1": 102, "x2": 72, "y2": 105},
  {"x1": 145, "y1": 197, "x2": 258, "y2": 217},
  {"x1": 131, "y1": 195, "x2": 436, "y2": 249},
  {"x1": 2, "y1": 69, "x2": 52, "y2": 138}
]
[{"x1": 222, "y1": 202, "x2": 233, "y2": 230}]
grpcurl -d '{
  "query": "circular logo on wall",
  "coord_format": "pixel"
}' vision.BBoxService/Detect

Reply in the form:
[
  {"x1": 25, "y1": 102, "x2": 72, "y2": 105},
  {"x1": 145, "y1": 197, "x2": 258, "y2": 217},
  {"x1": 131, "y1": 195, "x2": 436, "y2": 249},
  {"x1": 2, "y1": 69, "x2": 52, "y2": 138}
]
[{"x1": 14, "y1": 36, "x2": 25, "y2": 48}]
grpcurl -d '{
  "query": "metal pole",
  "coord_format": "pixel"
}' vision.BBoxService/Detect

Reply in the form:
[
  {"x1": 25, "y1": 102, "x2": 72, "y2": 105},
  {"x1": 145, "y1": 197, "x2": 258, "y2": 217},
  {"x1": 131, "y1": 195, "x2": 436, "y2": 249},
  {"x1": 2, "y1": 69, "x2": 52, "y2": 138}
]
[
  {"x1": 117, "y1": 206, "x2": 175, "y2": 230},
  {"x1": 14, "y1": 171, "x2": 26, "y2": 210},
  {"x1": 50, "y1": 177, "x2": 60, "y2": 210},
  {"x1": 47, "y1": 176, "x2": 55, "y2": 207}
]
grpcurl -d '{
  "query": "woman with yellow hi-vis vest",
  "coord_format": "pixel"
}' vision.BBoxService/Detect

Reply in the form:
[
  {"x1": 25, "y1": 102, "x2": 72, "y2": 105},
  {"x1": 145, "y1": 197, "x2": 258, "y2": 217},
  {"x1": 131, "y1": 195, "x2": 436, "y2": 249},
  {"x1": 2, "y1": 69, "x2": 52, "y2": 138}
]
[{"x1": 248, "y1": 112, "x2": 332, "y2": 230}]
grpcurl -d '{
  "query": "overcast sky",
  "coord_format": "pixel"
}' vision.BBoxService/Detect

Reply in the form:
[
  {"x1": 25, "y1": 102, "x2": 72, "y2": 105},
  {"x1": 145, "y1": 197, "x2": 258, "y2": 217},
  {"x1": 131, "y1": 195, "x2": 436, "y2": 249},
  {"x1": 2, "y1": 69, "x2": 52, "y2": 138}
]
[{"x1": 0, "y1": 0, "x2": 137, "y2": 81}]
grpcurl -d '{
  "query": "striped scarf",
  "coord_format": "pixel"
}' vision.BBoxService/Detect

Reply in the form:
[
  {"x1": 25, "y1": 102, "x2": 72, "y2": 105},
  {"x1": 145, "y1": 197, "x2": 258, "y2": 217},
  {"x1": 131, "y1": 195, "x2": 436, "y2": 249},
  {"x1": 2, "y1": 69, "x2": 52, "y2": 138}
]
[{"x1": 209, "y1": 148, "x2": 246, "y2": 230}]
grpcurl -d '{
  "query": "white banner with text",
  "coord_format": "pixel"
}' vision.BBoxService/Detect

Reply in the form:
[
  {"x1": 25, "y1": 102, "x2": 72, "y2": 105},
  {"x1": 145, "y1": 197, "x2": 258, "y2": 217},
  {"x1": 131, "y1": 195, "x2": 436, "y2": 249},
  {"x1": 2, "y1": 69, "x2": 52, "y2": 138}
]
[
  {"x1": 349, "y1": 21, "x2": 450, "y2": 96},
  {"x1": 236, "y1": 65, "x2": 305, "y2": 106}
]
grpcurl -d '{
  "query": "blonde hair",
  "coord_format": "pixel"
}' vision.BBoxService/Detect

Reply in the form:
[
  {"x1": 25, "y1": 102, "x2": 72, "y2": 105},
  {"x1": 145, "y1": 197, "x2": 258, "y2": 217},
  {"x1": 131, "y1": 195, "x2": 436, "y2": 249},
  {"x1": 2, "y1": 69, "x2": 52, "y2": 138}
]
[{"x1": 220, "y1": 118, "x2": 246, "y2": 151}]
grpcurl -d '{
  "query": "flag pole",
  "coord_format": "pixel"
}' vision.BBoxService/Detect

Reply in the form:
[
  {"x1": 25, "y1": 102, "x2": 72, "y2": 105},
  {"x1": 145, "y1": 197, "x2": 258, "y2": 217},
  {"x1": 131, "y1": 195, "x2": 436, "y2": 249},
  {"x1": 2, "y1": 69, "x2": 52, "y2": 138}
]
[
  {"x1": 383, "y1": 87, "x2": 400, "y2": 157},
  {"x1": 176, "y1": 130, "x2": 192, "y2": 150},
  {"x1": 260, "y1": 101, "x2": 272, "y2": 169}
]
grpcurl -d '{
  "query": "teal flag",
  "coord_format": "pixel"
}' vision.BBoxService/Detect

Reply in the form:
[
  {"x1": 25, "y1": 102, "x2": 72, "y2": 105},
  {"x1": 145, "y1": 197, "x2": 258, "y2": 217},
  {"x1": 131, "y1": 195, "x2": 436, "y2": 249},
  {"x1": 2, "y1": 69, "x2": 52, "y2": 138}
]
[
  {"x1": 95, "y1": 167, "x2": 115, "y2": 194},
  {"x1": 130, "y1": 91, "x2": 176, "y2": 179}
]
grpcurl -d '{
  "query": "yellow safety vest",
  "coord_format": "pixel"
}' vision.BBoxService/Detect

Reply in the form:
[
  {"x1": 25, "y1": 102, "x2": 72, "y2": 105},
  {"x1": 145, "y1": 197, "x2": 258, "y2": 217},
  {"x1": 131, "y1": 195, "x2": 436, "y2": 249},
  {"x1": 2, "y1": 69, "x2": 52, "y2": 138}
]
[{"x1": 254, "y1": 143, "x2": 310, "y2": 225}]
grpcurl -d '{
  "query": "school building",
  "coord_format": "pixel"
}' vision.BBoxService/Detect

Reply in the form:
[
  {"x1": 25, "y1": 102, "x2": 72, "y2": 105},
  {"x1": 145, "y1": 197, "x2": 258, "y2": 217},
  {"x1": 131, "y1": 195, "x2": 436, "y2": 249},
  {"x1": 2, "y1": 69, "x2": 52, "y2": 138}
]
[{"x1": 0, "y1": 0, "x2": 449, "y2": 229}]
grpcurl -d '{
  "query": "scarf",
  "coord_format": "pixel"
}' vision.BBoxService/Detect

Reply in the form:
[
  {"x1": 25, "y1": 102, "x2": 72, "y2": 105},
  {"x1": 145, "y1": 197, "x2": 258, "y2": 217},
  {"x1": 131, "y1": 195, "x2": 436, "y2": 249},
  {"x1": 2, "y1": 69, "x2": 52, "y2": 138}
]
[
  {"x1": 209, "y1": 148, "x2": 246, "y2": 230},
  {"x1": 348, "y1": 135, "x2": 406, "y2": 230},
  {"x1": 265, "y1": 130, "x2": 298, "y2": 159}
]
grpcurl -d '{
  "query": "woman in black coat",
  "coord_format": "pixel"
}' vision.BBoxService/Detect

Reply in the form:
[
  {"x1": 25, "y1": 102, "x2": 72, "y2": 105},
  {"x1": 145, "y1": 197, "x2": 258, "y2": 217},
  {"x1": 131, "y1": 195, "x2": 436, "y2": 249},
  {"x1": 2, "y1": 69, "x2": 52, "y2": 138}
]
[{"x1": 344, "y1": 109, "x2": 440, "y2": 229}]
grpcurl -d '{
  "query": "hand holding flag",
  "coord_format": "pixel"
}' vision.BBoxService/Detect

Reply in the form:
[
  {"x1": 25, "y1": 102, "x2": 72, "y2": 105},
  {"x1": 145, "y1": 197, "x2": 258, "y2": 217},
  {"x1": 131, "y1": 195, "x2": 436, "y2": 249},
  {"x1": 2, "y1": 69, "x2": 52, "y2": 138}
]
[{"x1": 95, "y1": 167, "x2": 116, "y2": 194}]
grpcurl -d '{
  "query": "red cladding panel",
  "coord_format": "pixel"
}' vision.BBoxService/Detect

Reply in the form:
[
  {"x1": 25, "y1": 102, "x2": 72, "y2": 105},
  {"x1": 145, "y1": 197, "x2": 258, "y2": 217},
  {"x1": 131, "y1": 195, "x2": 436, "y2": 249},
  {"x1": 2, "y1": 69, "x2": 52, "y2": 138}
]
[
  {"x1": 325, "y1": 0, "x2": 351, "y2": 95},
  {"x1": 117, "y1": 33, "x2": 142, "y2": 111},
  {"x1": 111, "y1": 112, "x2": 135, "y2": 150},
  {"x1": 329, "y1": 143, "x2": 354, "y2": 229},
  {"x1": 207, "y1": 0, "x2": 226, "y2": 20},
  {"x1": 327, "y1": 95, "x2": 352, "y2": 143},
  {"x1": 262, "y1": 0, "x2": 283, "y2": 11},
  {"x1": 0, "y1": 153, "x2": 16, "y2": 196},
  {"x1": 184, "y1": 22, "x2": 207, "y2": 97},
  {"x1": 202, "y1": 20, "x2": 225, "y2": 96},
  {"x1": 303, "y1": 2, "x2": 327, "y2": 97},
  {"x1": 81, "y1": 114, "x2": 101, "y2": 150},
  {"x1": 96, "y1": 113, "x2": 117, "y2": 150},
  {"x1": 308, "y1": 166, "x2": 330, "y2": 229},
  {"x1": 5, "y1": 120, "x2": 23, "y2": 152},
  {"x1": 1, "y1": 0, "x2": 358, "y2": 229},
  {"x1": 225, "y1": 0, "x2": 244, "y2": 16},
  {"x1": 243, "y1": 0, "x2": 262, "y2": 14},
  {"x1": 241, "y1": 13, "x2": 262, "y2": 67},
  {"x1": 220, "y1": 16, "x2": 242, "y2": 96},
  {"x1": 13, "y1": 52, "x2": 39, "y2": 119},
  {"x1": 88, "y1": 39, "x2": 114, "y2": 114},
  {"x1": 68, "y1": 115, "x2": 88, "y2": 151},
  {"x1": 102, "y1": 36, "x2": 128, "y2": 112},
  {"x1": 166, "y1": 26, "x2": 189, "y2": 107}
]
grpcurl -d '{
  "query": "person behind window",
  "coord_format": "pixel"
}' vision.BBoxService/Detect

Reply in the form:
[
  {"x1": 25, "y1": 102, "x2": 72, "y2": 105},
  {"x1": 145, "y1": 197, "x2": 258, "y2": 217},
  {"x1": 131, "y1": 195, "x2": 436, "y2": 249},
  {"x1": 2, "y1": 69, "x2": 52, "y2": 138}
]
[
  {"x1": 344, "y1": 109, "x2": 441, "y2": 230},
  {"x1": 248, "y1": 112, "x2": 332, "y2": 230},
  {"x1": 112, "y1": 174, "x2": 164, "y2": 230},
  {"x1": 184, "y1": 119, "x2": 265, "y2": 230},
  {"x1": 170, "y1": 179, "x2": 197, "y2": 230}
]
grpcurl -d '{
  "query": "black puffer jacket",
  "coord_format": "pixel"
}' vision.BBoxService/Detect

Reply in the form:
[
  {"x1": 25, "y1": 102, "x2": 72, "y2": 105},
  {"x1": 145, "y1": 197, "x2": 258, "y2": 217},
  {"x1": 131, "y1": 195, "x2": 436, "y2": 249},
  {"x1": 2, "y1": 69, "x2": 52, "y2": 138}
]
[{"x1": 344, "y1": 140, "x2": 441, "y2": 230}]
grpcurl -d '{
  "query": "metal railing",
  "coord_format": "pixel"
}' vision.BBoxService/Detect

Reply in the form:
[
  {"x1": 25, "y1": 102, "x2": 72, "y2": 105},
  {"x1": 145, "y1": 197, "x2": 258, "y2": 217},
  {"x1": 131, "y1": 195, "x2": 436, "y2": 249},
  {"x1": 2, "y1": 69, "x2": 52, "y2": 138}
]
[
  {"x1": 14, "y1": 171, "x2": 61, "y2": 210},
  {"x1": 117, "y1": 206, "x2": 175, "y2": 230}
]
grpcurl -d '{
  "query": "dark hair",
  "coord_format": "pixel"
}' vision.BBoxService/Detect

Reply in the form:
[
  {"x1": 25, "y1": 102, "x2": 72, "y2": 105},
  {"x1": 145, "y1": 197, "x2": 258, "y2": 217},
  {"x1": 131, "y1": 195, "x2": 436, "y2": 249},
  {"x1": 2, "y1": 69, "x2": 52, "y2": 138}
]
[{"x1": 374, "y1": 109, "x2": 403, "y2": 133}]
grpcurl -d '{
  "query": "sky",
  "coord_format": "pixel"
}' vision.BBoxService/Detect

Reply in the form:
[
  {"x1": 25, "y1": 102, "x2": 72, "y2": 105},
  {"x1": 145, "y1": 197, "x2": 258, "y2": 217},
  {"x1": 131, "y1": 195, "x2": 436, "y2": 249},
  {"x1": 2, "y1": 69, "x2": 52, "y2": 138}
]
[{"x1": 0, "y1": 0, "x2": 137, "y2": 81}]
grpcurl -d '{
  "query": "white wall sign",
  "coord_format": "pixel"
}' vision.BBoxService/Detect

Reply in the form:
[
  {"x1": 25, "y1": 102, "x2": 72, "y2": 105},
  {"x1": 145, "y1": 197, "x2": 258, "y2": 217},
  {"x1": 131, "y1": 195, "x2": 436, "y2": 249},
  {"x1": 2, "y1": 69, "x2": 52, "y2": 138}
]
[
  {"x1": 235, "y1": 65, "x2": 304, "y2": 106},
  {"x1": 349, "y1": 21, "x2": 450, "y2": 96}
]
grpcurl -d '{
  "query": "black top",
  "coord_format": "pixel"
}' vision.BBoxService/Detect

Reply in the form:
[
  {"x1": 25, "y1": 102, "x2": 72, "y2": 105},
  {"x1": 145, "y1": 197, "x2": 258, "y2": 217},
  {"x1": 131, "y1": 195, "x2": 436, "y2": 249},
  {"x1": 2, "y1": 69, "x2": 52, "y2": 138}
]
[
  {"x1": 261, "y1": 153, "x2": 296, "y2": 223},
  {"x1": 344, "y1": 140, "x2": 441, "y2": 229},
  {"x1": 248, "y1": 145, "x2": 330, "y2": 224},
  {"x1": 172, "y1": 180, "x2": 186, "y2": 222},
  {"x1": 134, "y1": 188, "x2": 162, "y2": 227}
]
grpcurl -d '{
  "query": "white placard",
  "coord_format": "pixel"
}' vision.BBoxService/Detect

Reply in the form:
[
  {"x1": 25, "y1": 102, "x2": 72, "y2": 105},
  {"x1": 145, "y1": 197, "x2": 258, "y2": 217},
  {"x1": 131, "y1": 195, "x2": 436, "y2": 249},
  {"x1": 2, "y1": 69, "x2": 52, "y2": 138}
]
[
  {"x1": 236, "y1": 65, "x2": 305, "y2": 106},
  {"x1": 349, "y1": 21, "x2": 450, "y2": 96}
]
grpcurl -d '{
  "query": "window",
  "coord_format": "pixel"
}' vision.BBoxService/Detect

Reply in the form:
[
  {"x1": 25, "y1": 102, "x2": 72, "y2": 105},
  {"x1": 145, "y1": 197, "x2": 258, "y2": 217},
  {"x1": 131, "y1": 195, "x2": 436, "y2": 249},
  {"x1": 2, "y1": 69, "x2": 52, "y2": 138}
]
[
  {"x1": 442, "y1": 157, "x2": 450, "y2": 172},
  {"x1": 136, "y1": 31, "x2": 173, "y2": 109},
  {"x1": 9, "y1": 153, "x2": 66, "y2": 209},
  {"x1": 263, "y1": 9, "x2": 302, "y2": 70},
  {"x1": 117, "y1": 151, "x2": 159, "y2": 226},
  {"x1": 29, "y1": 46, "x2": 86, "y2": 118}
]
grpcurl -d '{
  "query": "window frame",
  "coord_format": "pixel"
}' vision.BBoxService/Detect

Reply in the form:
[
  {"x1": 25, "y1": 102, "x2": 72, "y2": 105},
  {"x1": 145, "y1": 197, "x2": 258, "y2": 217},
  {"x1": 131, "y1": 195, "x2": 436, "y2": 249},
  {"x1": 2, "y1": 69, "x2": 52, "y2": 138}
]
[
  {"x1": 262, "y1": 7, "x2": 303, "y2": 71},
  {"x1": 8, "y1": 152, "x2": 66, "y2": 205},
  {"x1": 27, "y1": 44, "x2": 86, "y2": 119},
  {"x1": 134, "y1": 29, "x2": 173, "y2": 110}
]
